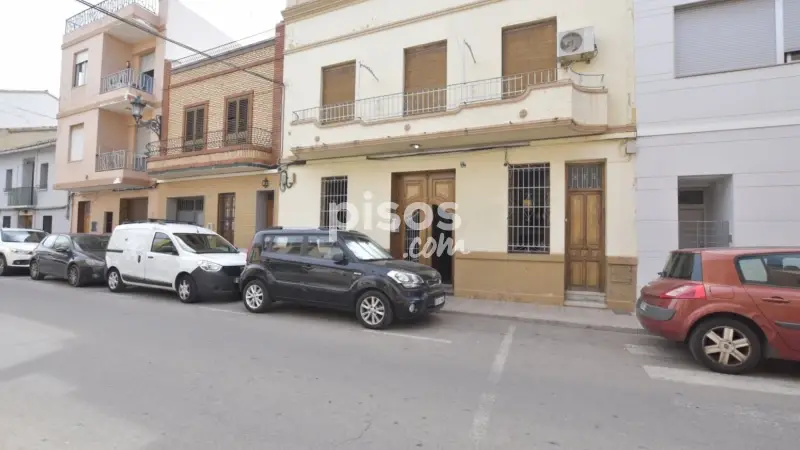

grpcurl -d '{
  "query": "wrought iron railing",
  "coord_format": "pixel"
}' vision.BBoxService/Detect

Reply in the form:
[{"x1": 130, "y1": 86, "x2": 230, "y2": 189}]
[
  {"x1": 292, "y1": 68, "x2": 605, "y2": 125},
  {"x1": 678, "y1": 220, "x2": 731, "y2": 249},
  {"x1": 101, "y1": 68, "x2": 154, "y2": 94},
  {"x1": 5, "y1": 187, "x2": 36, "y2": 207},
  {"x1": 65, "y1": 0, "x2": 158, "y2": 34},
  {"x1": 145, "y1": 127, "x2": 274, "y2": 157},
  {"x1": 96, "y1": 150, "x2": 148, "y2": 172}
]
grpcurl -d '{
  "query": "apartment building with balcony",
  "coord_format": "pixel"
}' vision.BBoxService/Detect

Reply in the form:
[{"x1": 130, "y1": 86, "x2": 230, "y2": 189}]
[
  {"x1": 143, "y1": 31, "x2": 285, "y2": 247},
  {"x1": 634, "y1": 0, "x2": 800, "y2": 289},
  {"x1": 0, "y1": 90, "x2": 68, "y2": 232},
  {"x1": 54, "y1": 0, "x2": 232, "y2": 233},
  {"x1": 278, "y1": 0, "x2": 638, "y2": 310}
]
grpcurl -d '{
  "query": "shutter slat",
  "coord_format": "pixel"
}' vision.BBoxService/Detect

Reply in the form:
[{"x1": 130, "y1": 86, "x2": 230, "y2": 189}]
[
  {"x1": 184, "y1": 110, "x2": 195, "y2": 141},
  {"x1": 238, "y1": 98, "x2": 249, "y2": 133},
  {"x1": 675, "y1": 0, "x2": 776, "y2": 77},
  {"x1": 404, "y1": 41, "x2": 447, "y2": 115},
  {"x1": 195, "y1": 108, "x2": 205, "y2": 140},
  {"x1": 785, "y1": 0, "x2": 800, "y2": 52},
  {"x1": 502, "y1": 20, "x2": 557, "y2": 77},
  {"x1": 226, "y1": 100, "x2": 237, "y2": 134},
  {"x1": 321, "y1": 62, "x2": 356, "y2": 122}
]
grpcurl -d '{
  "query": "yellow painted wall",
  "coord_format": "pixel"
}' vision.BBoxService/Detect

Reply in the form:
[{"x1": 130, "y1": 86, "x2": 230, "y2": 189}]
[{"x1": 278, "y1": 138, "x2": 637, "y2": 257}]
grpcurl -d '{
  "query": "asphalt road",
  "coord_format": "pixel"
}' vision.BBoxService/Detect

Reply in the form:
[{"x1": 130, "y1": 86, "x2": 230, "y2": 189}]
[{"x1": 1, "y1": 273, "x2": 799, "y2": 450}]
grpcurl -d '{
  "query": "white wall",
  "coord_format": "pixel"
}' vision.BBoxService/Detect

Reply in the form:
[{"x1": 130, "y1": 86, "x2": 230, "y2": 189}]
[
  {"x1": 0, "y1": 92, "x2": 58, "y2": 129},
  {"x1": 282, "y1": 0, "x2": 635, "y2": 155},
  {"x1": 0, "y1": 145, "x2": 70, "y2": 233},
  {"x1": 163, "y1": 0, "x2": 234, "y2": 60}
]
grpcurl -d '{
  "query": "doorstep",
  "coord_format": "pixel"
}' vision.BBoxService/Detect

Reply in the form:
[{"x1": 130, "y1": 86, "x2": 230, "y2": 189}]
[{"x1": 440, "y1": 296, "x2": 645, "y2": 334}]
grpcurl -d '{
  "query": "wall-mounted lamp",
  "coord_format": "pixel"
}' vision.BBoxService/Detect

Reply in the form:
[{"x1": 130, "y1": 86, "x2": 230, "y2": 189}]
[
  {"x1": 359, "y1": 62, "x2": 379, "y2": 81},
  {"x1": 279, "y1": 166, "x2": 296, "y2": 192},
  {"x1": 261, "y1": 177, "x2": 270, "y2": 189},
  {"x1": 130, "y1": 95, "x2": 162, "y2": 139}
]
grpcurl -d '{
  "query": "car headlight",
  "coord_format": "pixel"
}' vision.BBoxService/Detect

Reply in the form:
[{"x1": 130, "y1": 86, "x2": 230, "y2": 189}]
[
  {"x1": 387, "y1": 270, "x2": 424, "y2": 288},
  {"x1": 11, "y1": 249, "x2": 31, "y2": 255},
  {"x1": 86, "y1": 259, "x2": 105, "y2": 267},
  {"x1": 198, "y1": 260, "x2": 222, "y2": 272}
]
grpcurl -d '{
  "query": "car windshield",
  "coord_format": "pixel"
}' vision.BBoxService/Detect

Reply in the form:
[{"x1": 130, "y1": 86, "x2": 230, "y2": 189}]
[
  {"x1": 342, "y1": 235, "x2": 392, "y2": 261},
  {"x1": 1, "y1": 230, "x2": 47, "y2": 243},
  {"x1": 173, "y1": 233, "x2": 239, "y2": 254},
  {"x1": 73, "y1": 235, "x2": 110, "y2": 252}
]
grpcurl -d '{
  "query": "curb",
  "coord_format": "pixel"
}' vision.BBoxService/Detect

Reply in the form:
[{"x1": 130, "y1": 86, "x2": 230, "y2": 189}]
[{"x1": 440, "y1": 308, "x2": 649, "y2": 335}]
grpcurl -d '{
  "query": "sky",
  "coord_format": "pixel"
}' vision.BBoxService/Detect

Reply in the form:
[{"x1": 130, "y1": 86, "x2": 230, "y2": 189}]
[{"x1": 0, "y1": 0, "x2": 284, "y2": 96}]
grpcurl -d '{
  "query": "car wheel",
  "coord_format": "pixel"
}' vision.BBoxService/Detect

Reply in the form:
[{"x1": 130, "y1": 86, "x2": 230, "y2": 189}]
[
  {"x1": 356, "y1": 290, "x2": 394, "y2": 329},
  {"x1": 107, "y1": 268, "x2": 125, "y2": 293},
  {"x1": 242, "y1": 279, "x2": 272, "y2": 313},
  {"x1": 67, "y1": 264, "x2": 83, "y2": 287},
  {"x1": 689, "y1": 317, "x2": 763, "y2": 375},
  {"x1": 0, "y1": 255, "x2": 7, "y2": 276},
  {"x1": 29, "y1": 260, "x2": 45, "y2": 280},
  {"x1": 176, "y1": 275, "x2": 199, "y2": 304}
]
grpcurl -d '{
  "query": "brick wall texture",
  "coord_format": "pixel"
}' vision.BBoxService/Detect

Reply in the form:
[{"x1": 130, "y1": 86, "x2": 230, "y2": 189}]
[{"x1": 166, "y1": 43, "x2": 278, "y2": 142}]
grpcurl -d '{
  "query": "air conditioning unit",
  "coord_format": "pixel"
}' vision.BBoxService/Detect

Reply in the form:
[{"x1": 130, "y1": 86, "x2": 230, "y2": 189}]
[{"x1": 557, "y1": 27, "x2": 597, "y2": 63}]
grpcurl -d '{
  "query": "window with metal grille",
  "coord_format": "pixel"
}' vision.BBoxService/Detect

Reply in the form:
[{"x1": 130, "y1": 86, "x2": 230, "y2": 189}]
[
  {"x1": 184, "y1": 106, "x2": 206, "y2": 151},
  {"x1": 225, "y1": 95, "x2": 251, "y2": 145},
  {"x1": 217, "y1": 193, "x2": 235, "y2": 244},
  {"x1": 508, "y1": 163, "x2": 550, "y2": 253},
  {"x1": 320, "y1": 176, "x2": 348, "y2": 230},
  {"x1": 567, "y1": 164, "x2": 602, "y2": 190}
]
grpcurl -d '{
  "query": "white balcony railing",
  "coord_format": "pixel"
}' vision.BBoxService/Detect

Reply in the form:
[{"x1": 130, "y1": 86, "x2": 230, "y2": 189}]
[
  {"x1": 292, "y1": 68, "x2": 605, "y2": 125},
  {"x1": 96, "y1": 150, "x2": 147, "y2": 172},
  {"x1": 101, "y1": 68, "x2": 154, "y2": 94},
  {"x1": 65, "y1": 0, "x2": 159, "y2": 34}
]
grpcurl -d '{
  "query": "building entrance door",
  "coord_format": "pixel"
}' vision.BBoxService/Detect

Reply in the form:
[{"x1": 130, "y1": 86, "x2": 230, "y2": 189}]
[
  {"x1": 565, "y1": 163, "x2": 605, "y2": 293},
  {"x1": 391, "y1": 170, "x2": 456, "y2": 283},
  {"x1": 18, "y1": 214, "x2": 32, "y2": 229}
]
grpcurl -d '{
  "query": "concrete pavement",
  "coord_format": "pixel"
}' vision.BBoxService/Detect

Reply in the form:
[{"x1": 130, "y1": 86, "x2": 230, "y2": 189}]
[{"x1": 1, "y1": 273, "x2": 799, "y2": 449}]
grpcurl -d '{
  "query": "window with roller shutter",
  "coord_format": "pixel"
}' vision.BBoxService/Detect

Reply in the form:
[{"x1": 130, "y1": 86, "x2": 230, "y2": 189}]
[
  {"x1": 403, "y1": 41, "x2": 447, "y2": 116},
  {"x1": 321, "y1": 62, "x2": 356, "y2": 124},
  {"x1": 183, "y1": 106, "x2": 206, "y2": 151},
  {"x1": 501, "y1": 19, "x2": 557, "y2": 97},
  {"x1": 225, "y1": 95, "x2": 252, "y2": 145}
]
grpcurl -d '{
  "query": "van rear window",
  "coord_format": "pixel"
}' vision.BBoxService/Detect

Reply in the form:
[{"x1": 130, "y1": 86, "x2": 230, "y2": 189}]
[{"x1": 662, "y1": 252, "x2": 703, "y2": 281}]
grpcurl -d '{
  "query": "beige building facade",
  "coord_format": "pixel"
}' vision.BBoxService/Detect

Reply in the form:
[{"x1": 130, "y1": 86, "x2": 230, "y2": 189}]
[{"x1": 278, "y1": 0, "x2": 639, "y2": 311}]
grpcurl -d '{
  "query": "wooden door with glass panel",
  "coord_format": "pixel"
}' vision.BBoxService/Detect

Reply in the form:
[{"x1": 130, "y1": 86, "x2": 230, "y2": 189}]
[{"x1": 565, "y1": 163, "x2": 605, "y2": 292}]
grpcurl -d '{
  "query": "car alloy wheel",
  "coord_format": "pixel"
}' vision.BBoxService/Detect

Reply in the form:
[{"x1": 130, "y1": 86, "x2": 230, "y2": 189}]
[
  {"x1": 68, "y1": 266, "x2": 80, "y2": 287},
  {"x1": 245, "y1": 283, "x2": 264, "y2": 310},
  {"x1": 702, "y1": 326, "x2": 751, "y2": 367},
  {"x1": 359, "y1": 296, "x2": 386, "y2": 327},
  {"x1": 178, "y1": 279, "x2": 191, "y2": 301},
  {"x1": 108, "y1": 270, "x2": 120, "y2": 290},
  {"x1": 30, "y1": 261, "x2": 39, "y2": 279}
]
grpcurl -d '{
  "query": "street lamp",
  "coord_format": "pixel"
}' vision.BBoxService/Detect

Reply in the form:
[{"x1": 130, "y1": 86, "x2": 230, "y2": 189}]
[{"x1": 130, "y1": 95, "x2": 162, "y2": 139}]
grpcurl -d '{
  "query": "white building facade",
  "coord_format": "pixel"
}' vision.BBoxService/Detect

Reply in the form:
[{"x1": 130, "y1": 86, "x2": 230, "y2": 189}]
[
  {"x1": 278, "y1": 0, "x2": 639, "y2": 310},
  {"x1": 634, "y1": 0, "x2": 800, "y2": 288}
]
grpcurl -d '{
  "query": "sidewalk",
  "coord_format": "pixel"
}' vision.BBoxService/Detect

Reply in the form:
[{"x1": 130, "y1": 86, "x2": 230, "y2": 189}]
[{"x1": 441, "y1": 296, "x2": 645, "y2": 334}]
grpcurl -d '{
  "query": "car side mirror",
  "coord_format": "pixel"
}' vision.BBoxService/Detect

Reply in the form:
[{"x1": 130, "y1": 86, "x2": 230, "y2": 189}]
[
  {"x1": 55, "y1": 246, "x2": 69, "y2": 253},
  {"x1": 332, "y1": 252, "x2": 346, "y2": 264}
]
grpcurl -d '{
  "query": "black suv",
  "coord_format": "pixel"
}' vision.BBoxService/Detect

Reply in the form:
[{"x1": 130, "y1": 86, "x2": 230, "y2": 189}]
[{"x1": 238, "y1": 227, "x2": 446, "y2": 328}]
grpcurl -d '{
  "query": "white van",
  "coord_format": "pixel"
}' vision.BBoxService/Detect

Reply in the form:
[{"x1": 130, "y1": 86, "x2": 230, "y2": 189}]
[{"x1": 105, "y1": 221, "x2": 246, "y2": 303}]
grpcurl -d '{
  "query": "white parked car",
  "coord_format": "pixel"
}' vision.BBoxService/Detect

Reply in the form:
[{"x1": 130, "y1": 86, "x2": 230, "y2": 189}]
[
  {"x1": 105, "y1": 221, "x2": 246, "y2": 303},
  {"x1": 0, "y1": 228, "x2": 49, "y2": 276}
]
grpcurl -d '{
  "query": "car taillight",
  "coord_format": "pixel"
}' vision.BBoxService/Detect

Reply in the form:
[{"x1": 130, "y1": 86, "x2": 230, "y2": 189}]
[{"x1": 660, "y1": 284, "x2": 706, "y2": 300}]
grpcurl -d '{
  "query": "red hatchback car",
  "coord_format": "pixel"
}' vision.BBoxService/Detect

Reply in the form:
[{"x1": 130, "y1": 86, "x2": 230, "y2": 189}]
[{"x1": 637, "y1": 248, "x2": 800, "y2": 374}]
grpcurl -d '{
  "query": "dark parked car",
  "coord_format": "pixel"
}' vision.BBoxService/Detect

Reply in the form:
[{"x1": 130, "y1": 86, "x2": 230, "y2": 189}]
[
  {"x1": 30, "y1": 234, "x2": 110, "y2": 287},
  {"x1": 239, "y1": 228, "x2": 446, "y2": 329}
]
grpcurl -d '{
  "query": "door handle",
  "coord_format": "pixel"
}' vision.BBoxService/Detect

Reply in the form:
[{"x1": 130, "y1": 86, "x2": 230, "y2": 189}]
[
  {"x1": 147, "y1": 256, "x2": 154, "y2": 259},
  {"x1": 301, "y1": 264, "x2": 313, "y2": 270},
  {"x1": 137, "y1": 255, "x2": 141, "y2": 263},
  {"x1": 762, "y1": 296, "x2": 790, "y2": 304}
]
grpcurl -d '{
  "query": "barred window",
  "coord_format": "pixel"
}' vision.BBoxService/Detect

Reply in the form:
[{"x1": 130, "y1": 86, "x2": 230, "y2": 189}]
[
  {"x1": 508, "y1": 163, "x2": 550, "y2": 253},
  {"x1": 320, "y1": 176, "x2": 348, "y2": 230}
]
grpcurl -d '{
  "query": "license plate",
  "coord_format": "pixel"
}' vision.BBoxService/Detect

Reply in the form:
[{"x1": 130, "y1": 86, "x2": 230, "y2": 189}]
[{"x1": 434, "y1": 296, "x2": 445, "y2": 306}]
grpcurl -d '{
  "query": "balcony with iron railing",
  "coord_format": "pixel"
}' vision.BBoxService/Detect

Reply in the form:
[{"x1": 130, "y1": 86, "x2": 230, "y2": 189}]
[
  {"x1": 65, "y1": 0, "x2": 159, "y2": 35},
  {"x1": 678, "y1": 221, "x2": 731, "y2": 249},
  {"x1": 289, "y1": 68, "x2": 608, "y2": 158},
  {"x1": 101, "y1": 69, "x2": 154, "y2": 95},
  {"x1": 145, "y1": 127, "x2": 276, "y2": 178},
  {"x1": 96, "y1": 149, "x2": 148, "y2": 173},
  {"x1": 4, "y1": 187, "x2": 37, "y2": 207}
]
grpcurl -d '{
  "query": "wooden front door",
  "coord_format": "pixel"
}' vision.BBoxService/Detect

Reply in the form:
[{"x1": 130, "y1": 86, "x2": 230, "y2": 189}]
[
  {"x1": 18, "y1": 215, "x2": 32, "y2": 229},
  {"x1": 392, "y1": 171, "x2": 456, "y2": 269},
  {"x1": 217, "y1": 193, "x2": 236, "y2": 244},
  {"x1": 565, "y1": 163, "x2": 605, "y2": 292},
  {"x1": 77, "y1": 201, "x2": 90, "y2": 233}
]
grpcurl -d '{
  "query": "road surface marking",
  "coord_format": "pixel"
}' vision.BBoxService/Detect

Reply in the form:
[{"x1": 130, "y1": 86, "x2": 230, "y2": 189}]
[
  {"x1": 363, "y1": 330, "x2": 452, "y2": 344},
  {"x1": 470, "y1": 324, "x2": 515, "y2": 447},
  {"x1": 198, "y1": 306, "x2": 249, "y2": 316},
  {"x1": 643, "y1": 365, "x2": 800, "y2": 396},
  {"x1": 625, "y1": 344, "x2": 680, "y2": 358}
]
